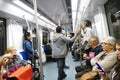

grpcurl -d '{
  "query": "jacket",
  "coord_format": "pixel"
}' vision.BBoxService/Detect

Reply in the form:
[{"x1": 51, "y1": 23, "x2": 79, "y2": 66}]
[
  {"x1": 23, "y1": 40, "x2": 37, "y2": 59},
  {"x1": 52, "y1": 33, "x2": 77, "y2": 58},
  {"x1": 91, "y1": 51, "x2": 117, "y2": 73}
]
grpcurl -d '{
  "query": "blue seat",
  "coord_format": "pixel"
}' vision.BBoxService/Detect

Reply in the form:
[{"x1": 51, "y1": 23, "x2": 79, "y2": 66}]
[{"x1": 19, "y1": 51, "x2": 28, "y2": 60}]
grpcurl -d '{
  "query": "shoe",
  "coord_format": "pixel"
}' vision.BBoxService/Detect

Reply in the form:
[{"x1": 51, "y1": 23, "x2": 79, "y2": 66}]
[
  {"x1": 64, "y1": 65, "x2": 70, "y2": 69},
  {"x1": 58, "y1": 74, "x2": 67, "y2": 80},
  {"x1": 62, "y1": 74, "x2": 67, "y2": 79}
]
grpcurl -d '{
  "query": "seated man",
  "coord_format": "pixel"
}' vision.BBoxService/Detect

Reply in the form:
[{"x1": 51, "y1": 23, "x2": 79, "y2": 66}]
[
  {"x1": 75, "y1": 36, "x2": 103, "y2": 79},
  {"x1": 72, "y1": 35, "x2": 83, "y2": 61},
  {"x1": 72, "y1": 41, "x2": 80, "y2": 61}
]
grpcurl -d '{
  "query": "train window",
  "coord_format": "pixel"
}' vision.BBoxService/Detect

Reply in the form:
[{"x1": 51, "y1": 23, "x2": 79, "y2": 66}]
[
  {"x1": 105, "y1": 0, "x2": 120, "y2": 40},
  {"x1": 0, "y1": 18, "x2": 6, "y2": 56},
  {"x1": 42, "y1": 31, "x2": 48, "y2": 45},
  {"x1": 32, "y1": 28, "x2": 37, "y2": 50},
  {"x1": 111, "y1": 13, "x2": 120, "y2": 40}
]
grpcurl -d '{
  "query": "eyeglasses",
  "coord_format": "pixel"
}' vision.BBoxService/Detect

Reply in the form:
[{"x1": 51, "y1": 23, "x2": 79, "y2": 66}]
[{"x1": 101, "y1": 42, "x2": 112, "y2": 46}]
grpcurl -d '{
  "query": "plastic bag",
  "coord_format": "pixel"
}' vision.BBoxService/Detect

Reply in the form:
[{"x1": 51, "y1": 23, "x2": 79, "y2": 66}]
[{"x1": 41, "y1": 47, "x2": 46, "y2": 63}]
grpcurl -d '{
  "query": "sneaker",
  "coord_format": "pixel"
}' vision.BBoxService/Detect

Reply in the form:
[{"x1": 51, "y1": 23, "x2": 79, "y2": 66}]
[
  {"x1": 62, "y1": 74, "x2": 67, "y2": 79},
  {"x1": 58, "y1": 74, "x2": 67, "y2": 80}
]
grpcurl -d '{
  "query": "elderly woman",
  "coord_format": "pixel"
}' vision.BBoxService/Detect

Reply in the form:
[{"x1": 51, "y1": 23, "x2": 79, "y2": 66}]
[
  {"x1": 99, "y1": 39, "x2": 120, "y2": 80},
  {"x1": 91, "y1": 36, "x2": 117, "y2": 73},
  {"x1": 78, "y1": 36, "x2": 117, "y2": 80}
]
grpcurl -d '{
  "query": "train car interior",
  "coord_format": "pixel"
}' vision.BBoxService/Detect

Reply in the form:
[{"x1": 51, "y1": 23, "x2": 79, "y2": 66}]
[{"x1": 0, "y1": 0, "x2": 120, "y2": 80}]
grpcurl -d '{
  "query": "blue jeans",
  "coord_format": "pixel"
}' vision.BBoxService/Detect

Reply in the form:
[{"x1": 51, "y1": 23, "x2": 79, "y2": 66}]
[{"x1": 56, "y1": 58, "x2": 66, "y2": 80}]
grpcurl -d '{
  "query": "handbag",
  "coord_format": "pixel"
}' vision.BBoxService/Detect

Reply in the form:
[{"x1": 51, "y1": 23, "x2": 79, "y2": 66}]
[
  {"x1": 9, "y1": 64, "x2": 21, "y2": 75},
  {"x1": 77, "y1": 71, "x2": 98, "y2": 80}
]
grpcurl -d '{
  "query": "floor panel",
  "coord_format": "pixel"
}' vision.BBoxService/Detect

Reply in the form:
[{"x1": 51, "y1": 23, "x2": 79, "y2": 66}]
[{"x1": 43, "y1": 52, "x2": 81, "y2": 80}]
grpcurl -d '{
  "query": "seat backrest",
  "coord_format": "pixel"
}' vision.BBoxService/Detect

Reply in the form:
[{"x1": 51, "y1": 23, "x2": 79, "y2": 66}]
[{"x1": 19, "y1": 51, "x2": 28, "y2": 60}]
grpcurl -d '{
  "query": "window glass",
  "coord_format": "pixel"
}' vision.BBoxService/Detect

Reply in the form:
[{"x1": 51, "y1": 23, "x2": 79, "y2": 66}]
[
  {"x1": 43, "y1": 31, "x2": 48, "y2": 45},
  {"x1": 0, "y1": 18, "x2": 6, "y2": 56},
  {"x1": 105, "y1": 0, "x2": 120, "y2": 40}
]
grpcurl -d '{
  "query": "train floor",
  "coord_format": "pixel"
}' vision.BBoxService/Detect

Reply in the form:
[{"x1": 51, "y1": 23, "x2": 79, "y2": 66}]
[{"x1": 43, "y1": 52, "x2": 81, "y2": 80}]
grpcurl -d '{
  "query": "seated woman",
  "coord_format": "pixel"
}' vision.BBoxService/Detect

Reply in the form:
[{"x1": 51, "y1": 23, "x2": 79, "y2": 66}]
[
  {"x1": 0, "y1": 52, "x2": 14, "y2": 79},
  {"x1": 0, "y1": 46, "x2": 17, "y2": 80},
  {"x1": 91, "y1": 36, "x2": 117, "y2": 73},
  {"x1": 99, "y1": 40, "x2": 120, "y2": 80},
  {"x1": 0, "y1": 46, "x2": 28, "y2": 80},
  {"x1": 77, "y1": 36, "x2": 117, "y2": 80},
  {"x1": 5, "y1": 46, "x2": 27, "y2": 66}
]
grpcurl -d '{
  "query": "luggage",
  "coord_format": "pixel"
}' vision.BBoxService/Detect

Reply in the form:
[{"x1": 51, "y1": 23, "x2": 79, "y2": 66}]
[{"x1": 8, "y1": 65, "x2": 33, "y2": 80}]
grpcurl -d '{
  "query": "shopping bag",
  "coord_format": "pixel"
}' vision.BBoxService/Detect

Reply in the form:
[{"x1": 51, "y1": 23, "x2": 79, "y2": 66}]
[
  {"x1": 41, "y1": 47, "x2": 46, "y2": 63},
  {"x1": 8, "y1": 65, "x2": 33, "y2": 80},
  {"x1": 89, "y1": 52, "x2": 95, "y2": 58},
  {"x1": 9, "y1": 64, "x2": 21, "y2": 75}
]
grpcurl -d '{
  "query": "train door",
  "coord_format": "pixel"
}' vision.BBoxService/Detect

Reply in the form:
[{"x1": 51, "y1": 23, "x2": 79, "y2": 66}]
[
  {"x1": 105, "y1": 0, "x2": 120, "y2": 40},
  {"x1": 0, "y1": 17, "x2": 6, "y2": 56}
]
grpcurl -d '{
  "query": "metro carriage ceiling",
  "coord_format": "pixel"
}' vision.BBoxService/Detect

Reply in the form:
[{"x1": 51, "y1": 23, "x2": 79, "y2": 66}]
[{"x1": 21, "y1": 0, "x2": 72, "y2": 31}]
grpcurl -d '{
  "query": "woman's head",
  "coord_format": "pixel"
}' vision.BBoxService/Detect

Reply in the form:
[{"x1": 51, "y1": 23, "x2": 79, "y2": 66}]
[
  {"x1": 101, "y1": 36, "x2": 116, "y2": 53},
  {"x1": 5, "y1": 46, "x2": 17, "y2": 55},
  {"x1": 24, "y1": 32, "x2": 31, "y2": 40},
  {"x1": 0, "y1": 46, "x2": 17, "y2": 66},
  {"x1": 116, "y1": 40, "x2": 120, "y2": 60},
  {"x1": 115, "y1": 40, "x2": 120, "y2": 73}
]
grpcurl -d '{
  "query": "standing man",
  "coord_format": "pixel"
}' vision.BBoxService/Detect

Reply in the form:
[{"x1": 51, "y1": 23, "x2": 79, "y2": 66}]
[
  {"x1": 81, "y1": 20, "x2": 94, "y2": 50},
  {"x1": 52, "y1": 26, "x2": 80, "y2": 80}
]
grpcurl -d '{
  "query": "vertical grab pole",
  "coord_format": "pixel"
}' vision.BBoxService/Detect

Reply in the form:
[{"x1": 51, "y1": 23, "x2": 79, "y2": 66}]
[
  {"x1": 58, "y1": 18, "x2": 61, "y2": 26},
  {"x1": 79, "y1": 43, "x2": 83, "y2": 65},
  {"x1": 33, "y1": 0, "x2": 44, "y2": 80}
]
